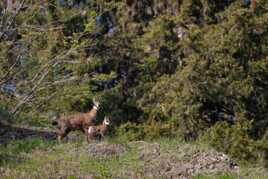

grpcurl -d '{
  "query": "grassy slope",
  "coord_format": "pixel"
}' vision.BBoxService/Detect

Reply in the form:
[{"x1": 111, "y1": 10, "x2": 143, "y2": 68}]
[{"x1": 0, "y1": 135, "x2": 267, "y2": 179}]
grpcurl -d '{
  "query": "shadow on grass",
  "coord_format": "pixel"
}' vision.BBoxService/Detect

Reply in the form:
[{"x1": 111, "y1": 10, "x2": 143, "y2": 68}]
[{"x1": 0, "y1": 122, "x2": 57, "y2": 145}]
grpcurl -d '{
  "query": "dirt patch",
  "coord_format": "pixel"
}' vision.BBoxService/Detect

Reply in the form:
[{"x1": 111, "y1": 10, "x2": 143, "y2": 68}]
[
  {"x1": 86, "y1": 143, "x2": 126, "y2": 158},
  {"x1": 189, "y1": 152, "x2": 238, "y2": 173},
  {"x1": 165, "y1": 151, "x2": 238, "y2": 178},
  {"x1": 128, "y1": 142, "x2": 238, "y2": 178},
  {"x1": 138, "y1": 143, "x2": 161, "y2": 161}
]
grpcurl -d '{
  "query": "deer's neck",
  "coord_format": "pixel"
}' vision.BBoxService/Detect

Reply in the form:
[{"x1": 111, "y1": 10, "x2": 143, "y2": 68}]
[{"x1": 86, "y1": 107, "x2": 98, "y2": 117}]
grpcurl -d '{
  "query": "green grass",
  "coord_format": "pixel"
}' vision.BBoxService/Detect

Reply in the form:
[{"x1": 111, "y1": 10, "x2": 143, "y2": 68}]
[
  {"x1": 0, "y1": 136, "x2": 267, "y2": 178},
  {"x1": 0, "y1": 137, "x2": 56, "y2": 167},
  {"x1": 0, "y1": 136, "x2": 143, "y2": 178}
]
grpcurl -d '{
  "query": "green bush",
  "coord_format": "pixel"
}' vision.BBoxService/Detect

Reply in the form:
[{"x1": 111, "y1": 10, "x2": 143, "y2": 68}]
[
  {"x1": 116, "y1": 122, "x2": 145, "y2": 141},
  {"x1": 201, "y1": 120, "x2": 268, "y2": 163}
]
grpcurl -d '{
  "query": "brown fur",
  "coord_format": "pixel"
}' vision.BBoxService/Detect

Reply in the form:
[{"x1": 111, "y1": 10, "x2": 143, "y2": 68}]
[
  {"x1": 251, "y1": 0, "x2": 257, "y2": 10},
  {"x1": 54, "y1": 99, "x2": 100, "y2": 142},
  {"x1": 87, "y1": 116, "x2": 110, "y2": 143}
]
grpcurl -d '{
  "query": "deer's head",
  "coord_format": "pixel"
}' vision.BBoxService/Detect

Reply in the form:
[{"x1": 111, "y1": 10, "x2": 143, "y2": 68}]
[{"x1": 103, "y1": 116, "x2": 110, "y2": 126}]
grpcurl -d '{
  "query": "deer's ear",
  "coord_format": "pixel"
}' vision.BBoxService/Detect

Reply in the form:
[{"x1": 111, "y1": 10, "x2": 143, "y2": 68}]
[{"x1": 92, "y1": 98, "x2": 100, "y2": 106}]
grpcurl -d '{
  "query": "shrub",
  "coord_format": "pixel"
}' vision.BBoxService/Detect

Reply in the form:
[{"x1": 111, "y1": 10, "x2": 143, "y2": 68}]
[
  {"x1": 116, "y1": 122, "x2": 145, "y2": 141},
  {"x1": 201, "y1": 120, "x2": 268, "y2": 163}
]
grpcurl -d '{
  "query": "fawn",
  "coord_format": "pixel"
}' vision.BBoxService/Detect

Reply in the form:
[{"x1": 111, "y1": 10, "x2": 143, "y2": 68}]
[{"x1": 87, "y1": 116, "x2": 110, "y2": 143}]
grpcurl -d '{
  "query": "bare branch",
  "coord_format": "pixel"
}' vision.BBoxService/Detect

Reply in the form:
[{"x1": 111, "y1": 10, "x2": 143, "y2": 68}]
[
  {"x1": 12, "y1": 60, "x2": 59, "y2": 114},
  {"x1": 12, "y1": 45, "x2": 84, "y2": 114},
  {"x1": 36, "y1": 76, "x2": 79, "y2": 92},
  {"x1": 0, "y1": 54, "x2": 21, "y2": 85}
]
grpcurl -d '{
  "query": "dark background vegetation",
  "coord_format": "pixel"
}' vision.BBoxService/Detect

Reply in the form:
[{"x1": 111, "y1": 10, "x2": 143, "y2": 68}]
[{"x1": 0, "y1": 0, "x2": 268, "y2": 165}]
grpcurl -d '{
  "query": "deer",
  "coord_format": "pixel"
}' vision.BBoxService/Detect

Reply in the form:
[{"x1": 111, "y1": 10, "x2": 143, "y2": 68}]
[
  {"x1": 87, "y1": 116, "x2": 110, "y2": 143},
  {"x1": 52, "y1": 98, "x2": 100, "y2": 142}
]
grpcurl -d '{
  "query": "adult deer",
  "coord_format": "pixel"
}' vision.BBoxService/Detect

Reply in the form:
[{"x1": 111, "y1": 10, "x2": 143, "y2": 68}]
[{"x1": 52, "y1": 98, "x2": 100, "y2": 142}]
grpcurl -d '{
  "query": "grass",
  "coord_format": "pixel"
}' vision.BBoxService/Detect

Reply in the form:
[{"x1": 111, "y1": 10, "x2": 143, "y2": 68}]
[
  {"x1": 0, "y1": 137, "x2": 55, "y2": 167},
  {"x1": 0, "y1": 135, "x2": 143, "y2": 178},
  {"x1": 0, "y1": 135, "x2": 267, "y2": 178}
]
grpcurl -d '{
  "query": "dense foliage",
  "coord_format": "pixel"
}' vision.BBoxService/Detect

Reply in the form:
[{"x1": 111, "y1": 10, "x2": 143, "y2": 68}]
[{"x1": 0, "y1": 0, "x2": 268, "y2": 163}]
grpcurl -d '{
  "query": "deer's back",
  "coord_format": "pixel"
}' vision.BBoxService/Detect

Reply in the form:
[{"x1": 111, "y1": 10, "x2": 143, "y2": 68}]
[{"x1": 59, "y1": 112, "x2": 94, "y2": 129}]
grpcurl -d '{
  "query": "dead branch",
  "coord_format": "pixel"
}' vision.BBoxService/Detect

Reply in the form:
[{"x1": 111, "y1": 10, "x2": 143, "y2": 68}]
[
  {"x1": 0, "y1": 54, "x2": 22, "y2": 85},
  {"x1": 12, "y1": 45, "x2": 83, "y2": 114}
]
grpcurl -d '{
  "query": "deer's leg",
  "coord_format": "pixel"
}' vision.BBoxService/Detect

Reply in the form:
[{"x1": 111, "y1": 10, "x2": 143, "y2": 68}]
[
  {"x1": 85, "y1": 132, "x2": 91, "y2": 143},
  {"x1": 83, "y1": 126, "x2": 90, "y2": 143},
  {"x1": 57, "y1": 126, "x2": 69, "y2": 143},
  {"x1": 56, "y1": 129, "x2": 63, "y2": 143},
  {"x1": 86, "y1": 134, "x2": 92, "y2": 143},
  {"x1": 57, "y1": 131, "x2": 67, "y2": 143},
  {"x1": 100, "y1": 133, "x2": 105, "y2": 141},
  {"x1": 57, "y1": 135, "x2": 63, "y2": 143}
]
